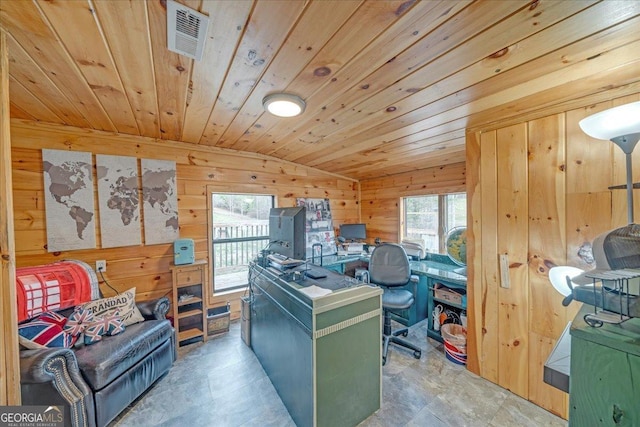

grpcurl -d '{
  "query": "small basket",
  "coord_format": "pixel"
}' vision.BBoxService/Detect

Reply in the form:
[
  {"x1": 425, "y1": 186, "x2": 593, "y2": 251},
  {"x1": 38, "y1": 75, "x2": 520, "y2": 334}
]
[{"x1": 207, "y1": 303, "x2": 230, "y2": 336}]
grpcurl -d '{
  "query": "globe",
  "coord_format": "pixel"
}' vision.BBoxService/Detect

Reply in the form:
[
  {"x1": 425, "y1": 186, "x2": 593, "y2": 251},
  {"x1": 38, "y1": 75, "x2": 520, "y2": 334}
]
[{"x1": 445, "y1": 227, "x2": 467, "y2": 267}]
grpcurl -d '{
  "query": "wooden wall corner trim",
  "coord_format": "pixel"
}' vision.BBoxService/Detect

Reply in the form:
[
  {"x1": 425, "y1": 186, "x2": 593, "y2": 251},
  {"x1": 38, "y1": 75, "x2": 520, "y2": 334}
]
[{"x1": 1, "y1": 31, "x2": 22, "y2": 405}]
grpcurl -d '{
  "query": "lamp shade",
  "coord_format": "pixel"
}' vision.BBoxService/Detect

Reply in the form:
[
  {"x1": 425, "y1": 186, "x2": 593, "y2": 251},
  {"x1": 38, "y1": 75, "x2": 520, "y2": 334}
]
[
  {"x1": 578, "y1": 101, "x2": 640, "y2": 142},
  {"x1": 548, "y1": 266, "x2": 584, "y2": 297},
  {"x1": 263, "y1": 93, "x2": 306, "y2": 117}
]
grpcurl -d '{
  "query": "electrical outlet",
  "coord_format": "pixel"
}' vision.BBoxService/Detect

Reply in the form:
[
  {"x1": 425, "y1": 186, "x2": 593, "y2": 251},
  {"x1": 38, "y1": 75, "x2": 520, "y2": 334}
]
[{"x1": 96, "y1": 260, "x2": 107, "y2": 272}]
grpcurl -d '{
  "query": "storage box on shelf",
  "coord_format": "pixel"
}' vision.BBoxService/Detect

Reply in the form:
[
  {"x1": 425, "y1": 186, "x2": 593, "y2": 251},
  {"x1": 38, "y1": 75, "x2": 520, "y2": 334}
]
[
  {"x1": 207, "y1": 303, "x2": 230, "y2": 336},
  {"x1": 170, "y1": 260, "x2": 208, "y2": 346},
  {"x1": 425, "y1": 271, "x2": 467, "y2": 343},
  {"x1": 433, "y1": 282, "x2": 466, "y2": 308}
]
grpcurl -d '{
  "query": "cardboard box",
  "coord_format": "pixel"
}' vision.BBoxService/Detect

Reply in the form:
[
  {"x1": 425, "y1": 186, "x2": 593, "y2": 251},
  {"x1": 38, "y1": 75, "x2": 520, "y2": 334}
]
[{"x1": 433, "y1": 283, "x2": 465, "y2": 307}]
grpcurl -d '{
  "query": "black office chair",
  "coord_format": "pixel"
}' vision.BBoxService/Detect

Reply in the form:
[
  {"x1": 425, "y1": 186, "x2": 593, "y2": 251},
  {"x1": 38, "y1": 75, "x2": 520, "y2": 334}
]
[{"x1": 368, "y1": 243, "x2": 422, "y2": 365}]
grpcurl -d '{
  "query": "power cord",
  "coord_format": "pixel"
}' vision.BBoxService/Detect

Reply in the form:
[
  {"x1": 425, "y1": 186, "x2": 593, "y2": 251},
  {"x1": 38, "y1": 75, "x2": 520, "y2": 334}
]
[{"x1": 97, "y1": 268, "x2": 120, "y2": 295}]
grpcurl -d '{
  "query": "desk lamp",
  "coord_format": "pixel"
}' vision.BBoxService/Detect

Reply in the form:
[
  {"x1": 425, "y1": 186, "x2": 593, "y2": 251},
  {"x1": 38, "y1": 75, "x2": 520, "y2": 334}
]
[{"x1": 579, "y1": 101, "x2": 640, "y2": 224}]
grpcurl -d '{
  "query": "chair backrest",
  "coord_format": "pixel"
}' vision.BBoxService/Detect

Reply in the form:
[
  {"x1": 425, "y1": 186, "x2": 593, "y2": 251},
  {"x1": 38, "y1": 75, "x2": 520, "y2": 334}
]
[{"x1": 368, "y1": 243, "x2": 411, "y2": 287}]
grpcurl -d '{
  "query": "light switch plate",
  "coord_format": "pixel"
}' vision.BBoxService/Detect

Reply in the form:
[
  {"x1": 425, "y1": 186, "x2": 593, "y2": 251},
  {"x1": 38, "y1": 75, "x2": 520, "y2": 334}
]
[{"x1": 499, "y1": 254, "x2": 510, "y2": 289}]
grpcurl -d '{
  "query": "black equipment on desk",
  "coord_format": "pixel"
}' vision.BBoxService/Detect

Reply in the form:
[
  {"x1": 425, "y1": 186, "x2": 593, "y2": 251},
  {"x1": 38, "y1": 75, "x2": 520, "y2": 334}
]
[
  {"x1": 303, "y1": 266, "x2": 327, "y2": 279},
  {"x1": 267, "y1": 253, "x2": 304, "y2": 270}
]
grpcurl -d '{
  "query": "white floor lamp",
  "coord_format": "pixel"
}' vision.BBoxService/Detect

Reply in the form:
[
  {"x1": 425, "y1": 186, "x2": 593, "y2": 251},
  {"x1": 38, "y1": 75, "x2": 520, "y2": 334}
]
[
  {"x1": 549, "y1": 101, "x2": 640, "y2": 298},
  {"x1": 579, "y1": 101, "x2": 640, "y2": 224}
]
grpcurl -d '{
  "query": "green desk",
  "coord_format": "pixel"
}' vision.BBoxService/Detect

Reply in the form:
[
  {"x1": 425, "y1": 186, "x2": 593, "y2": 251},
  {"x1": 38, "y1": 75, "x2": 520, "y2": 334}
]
[
  {"x1": 315, "y1": 255, "x2": 466, "y2": 330},
  {"x1": 569, "y1": 306, "x2": 640, "y2": 426},
  {"x1": 249, "y1": 262, "x2": 382, "y2": 427}
]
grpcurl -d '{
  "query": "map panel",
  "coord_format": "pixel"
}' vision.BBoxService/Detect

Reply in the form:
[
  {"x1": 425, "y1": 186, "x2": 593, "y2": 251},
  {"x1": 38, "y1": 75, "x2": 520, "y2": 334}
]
[
  {"x1": 96, "y1": 155, "x2": 141, "y2": 248},
  {"x1": 141, "y1": 159, "x2": 179, "y2": 245},
  {"x1": 42, "y1": 149, "x2": 96, "y2": 251}
]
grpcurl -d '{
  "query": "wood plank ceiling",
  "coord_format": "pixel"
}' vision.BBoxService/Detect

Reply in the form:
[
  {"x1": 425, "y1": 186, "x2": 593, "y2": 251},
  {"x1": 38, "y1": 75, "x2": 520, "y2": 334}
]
[{"x1": 1, "y1": 0, "x2": 639, "y2": 180}]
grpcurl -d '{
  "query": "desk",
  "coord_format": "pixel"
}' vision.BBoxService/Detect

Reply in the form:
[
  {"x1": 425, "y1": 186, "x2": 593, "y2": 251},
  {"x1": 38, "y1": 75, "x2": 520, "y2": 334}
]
[
  {"x1": 569, "y1": 306, "x2": 640, "y2": 426},
  {"x1": 313, "y1": 256, "x2": 467, "y2": 330},
  {"x1": 312, "y1": 254, "x2": 367, "y2": 276},
  {"x1": 249, "y1": 262, "x2": 382, "y2": 427}
]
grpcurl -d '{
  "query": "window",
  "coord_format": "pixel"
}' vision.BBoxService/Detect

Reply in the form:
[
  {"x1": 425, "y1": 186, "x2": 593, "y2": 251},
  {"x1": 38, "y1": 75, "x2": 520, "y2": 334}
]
[
  {"x1": 402, "y1": 193, "x2": 466, "y2": 254},
  {"x1": 211, "y1": 194, "x2": 274, "y2": 292}
]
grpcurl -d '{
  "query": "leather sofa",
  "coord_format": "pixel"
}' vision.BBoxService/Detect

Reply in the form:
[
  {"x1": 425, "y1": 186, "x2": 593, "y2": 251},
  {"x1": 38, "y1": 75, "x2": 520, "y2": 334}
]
[{"x1": 20, "y1": 297, "x2": 176, "y2": 427}]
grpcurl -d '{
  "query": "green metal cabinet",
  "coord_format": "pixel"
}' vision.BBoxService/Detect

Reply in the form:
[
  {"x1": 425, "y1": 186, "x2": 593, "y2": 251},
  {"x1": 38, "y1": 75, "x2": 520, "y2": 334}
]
[
  {"x1": 569, "y1": 306, "x2": 640, "y2": 426},
  {"x1": 249, "y1": 263, "x2": 382, "y2": 427}
]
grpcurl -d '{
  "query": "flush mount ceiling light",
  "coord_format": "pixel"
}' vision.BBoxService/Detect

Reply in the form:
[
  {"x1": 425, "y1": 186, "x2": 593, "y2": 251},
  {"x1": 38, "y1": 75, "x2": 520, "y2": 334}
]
[
  {"x1": 579, "y1": 101, "x2": 640, "y2": 224},
  {"x1": 262, "y1": 93, "x2": 306, "y2": 117}
]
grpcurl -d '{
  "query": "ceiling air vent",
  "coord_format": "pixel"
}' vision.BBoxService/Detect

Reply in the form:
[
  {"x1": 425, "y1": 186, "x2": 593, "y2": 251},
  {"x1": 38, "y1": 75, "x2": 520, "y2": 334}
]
[{"x1": 167, "y1": 0, "x2": 209, "y2": 61}]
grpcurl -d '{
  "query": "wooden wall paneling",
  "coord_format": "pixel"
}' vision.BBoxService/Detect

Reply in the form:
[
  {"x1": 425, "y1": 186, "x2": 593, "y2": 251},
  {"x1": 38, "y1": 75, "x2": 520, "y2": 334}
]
[
  {"x1": 215, "y1": 0, "x2": 363, "y2": 149},
  {"x1": 465, "y1": 130, "x2": 481, "y2": 375},
  {"x1": 238, "y1": 0, "x2": 434, "y2": 154},
  {"x1": 565, "y1": 103, "x2": 614, "y2": 268},
  {"x1": 146, "y1": 0, "x2": 198, "y2": 141},
  {"x1": 10, "y1": 120, "x2": 359, "y2": 323},
  {"x1": 610, "y1": 93, "x2": 640, "y2": 226},
  {"x1": 289, "y1": 0, "x2": 588, "y2": 160},
  {"x1": 9, "y1": 102, "x2": 35, "y2": 121},
  {"x1": 0, "y1": 0, "x2": 115, "y2": 131},
  {"x1": 36, "y1": 0, "x2": 139, "y2": 135},
  {"x1": 496, "y1": 123, "x2": 529, "y2": 398},
  {"x1": 92, "y1": 0, "x2": 160, "y2": 138},
  {"x1": 180, "y1": 0, "x2": 253, "y2": 144},
  {"x1": 466, "y1": 41, "x2": 640, "y2": 135},
  {"x1": 0, "y1": 31, "x2": 21, "y2": 405},
  {"x1": 248, "y1": 1, "x2": 470, "y2": 156},
  {"x1": 332, "y1": 145, "x2": 466, "y2": 179},
  {"x1": 478, "y1": 130, "x2": 499, "y2": 383},
  {"x1": 360, "y1": 162, "x2": 466, "y2": 245},
  {"x1": 302, "y1": 117, "x2": 469, "y2": 170},
  {"x1": 6, "y1": 34, "x2": 90, "y2": 128},
  {"x1": 199, "y1": 0, "x2": 307, "y2": 146},
  {"x1": 8, "y1": 76, "x2": 62, "y2": 123},
  {"x1": 527, "y1": 114, "x2": 567, "y2": 338},
  {"x1": 526, "y1": 114, "x2": 569, "y2": 416}
]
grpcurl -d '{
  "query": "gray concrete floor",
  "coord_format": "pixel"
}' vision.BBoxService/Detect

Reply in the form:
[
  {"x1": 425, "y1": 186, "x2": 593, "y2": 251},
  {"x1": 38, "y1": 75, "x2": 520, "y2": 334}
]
[{"x1": 112, "y1": 320, "x2": 567, "y2": 427}]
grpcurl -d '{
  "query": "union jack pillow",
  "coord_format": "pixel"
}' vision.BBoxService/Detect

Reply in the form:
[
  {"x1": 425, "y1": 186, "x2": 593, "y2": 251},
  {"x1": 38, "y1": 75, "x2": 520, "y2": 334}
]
[
  {"x1": 18, "y1": 320, "x2": 73, "y2": 348},
  {"x1": 83, "y1": 322, "x2": 105, "y2": 345},
  {"x1": 94, "y1": 309, "x2": 125, "y2": 336},
  {"x1": 37, "y1": 311, "x2": 68, "y2": 328},
  {"x1": 82, "y1": 310, "x2": 126, "y2": 345},
  {"x1": 64, "y1": 307, "x2": 95, "y2": 337}
]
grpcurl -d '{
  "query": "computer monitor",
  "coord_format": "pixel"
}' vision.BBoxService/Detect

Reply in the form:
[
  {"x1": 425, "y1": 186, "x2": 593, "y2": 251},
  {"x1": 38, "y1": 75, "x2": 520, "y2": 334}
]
[
  {"x1": 269, "y1": 206, "x2": 306, "y2": 260},
  {"x1": 339, "y1": 223, "x2": 367, "y2": 242}
]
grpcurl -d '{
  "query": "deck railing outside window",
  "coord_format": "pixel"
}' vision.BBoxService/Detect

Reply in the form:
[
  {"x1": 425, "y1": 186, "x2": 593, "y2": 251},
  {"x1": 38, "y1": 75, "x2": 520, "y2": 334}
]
[{"x1": 212, "y1": 223, "x2": 269, "y2": 291}]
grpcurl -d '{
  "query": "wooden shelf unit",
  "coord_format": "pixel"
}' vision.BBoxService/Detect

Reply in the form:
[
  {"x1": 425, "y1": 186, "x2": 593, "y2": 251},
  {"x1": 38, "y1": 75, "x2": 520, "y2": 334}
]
[{"x1": 170, "y1": 260, "x2": 208, "y2": 347}]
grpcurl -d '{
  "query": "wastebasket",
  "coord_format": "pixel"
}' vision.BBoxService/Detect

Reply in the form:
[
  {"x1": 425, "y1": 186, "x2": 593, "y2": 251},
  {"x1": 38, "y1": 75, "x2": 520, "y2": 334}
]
[{"x1": 440, "y1": 323, "x2": 467, "y2": 365}]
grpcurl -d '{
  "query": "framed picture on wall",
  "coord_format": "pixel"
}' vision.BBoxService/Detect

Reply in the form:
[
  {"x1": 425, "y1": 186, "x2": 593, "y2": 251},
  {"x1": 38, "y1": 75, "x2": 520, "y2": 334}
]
[{"x1": 296, "y1": 198, "x2": 337, "y2": 259}]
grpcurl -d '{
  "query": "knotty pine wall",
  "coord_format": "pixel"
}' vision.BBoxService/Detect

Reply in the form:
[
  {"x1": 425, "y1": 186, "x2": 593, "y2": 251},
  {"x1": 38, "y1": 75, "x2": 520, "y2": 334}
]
[
  {"x1": 467, "y1": 93, "x2": 640, "y2": 419},
  {"x1": 360, "y1": 163, "x2": 467, "y2": 243},
  {"x1": 10, "y1": 120, "x2": 359, "y2": 319},
  {"x1": 1, "y1": 33, "x2": 20, "y2": 405}
]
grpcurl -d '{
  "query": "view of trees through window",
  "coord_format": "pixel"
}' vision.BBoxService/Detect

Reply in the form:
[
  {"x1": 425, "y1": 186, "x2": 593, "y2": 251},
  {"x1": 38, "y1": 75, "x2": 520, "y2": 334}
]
[
  {"x1": 403, "y1": 193, "x2": 466, "y2": 254},
  {"x1": 211, "y1": 194, "x2": 274, "y2": 292}
]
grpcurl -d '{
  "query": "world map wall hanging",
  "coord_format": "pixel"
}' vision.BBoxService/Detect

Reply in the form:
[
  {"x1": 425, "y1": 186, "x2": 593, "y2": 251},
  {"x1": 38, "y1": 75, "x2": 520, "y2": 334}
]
[
  {"x1": 96, "y1": 154, "x2": 141, "y2": 248},
  {"x1": 42, "y1": 149, "x2": 179, "y2": 251},
  {"x1": 42, "y1": 149, "x2": 96, "y2": 252},
  {"x1": 141, "y1": 159, "x2": 179, "y2": 245}
]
